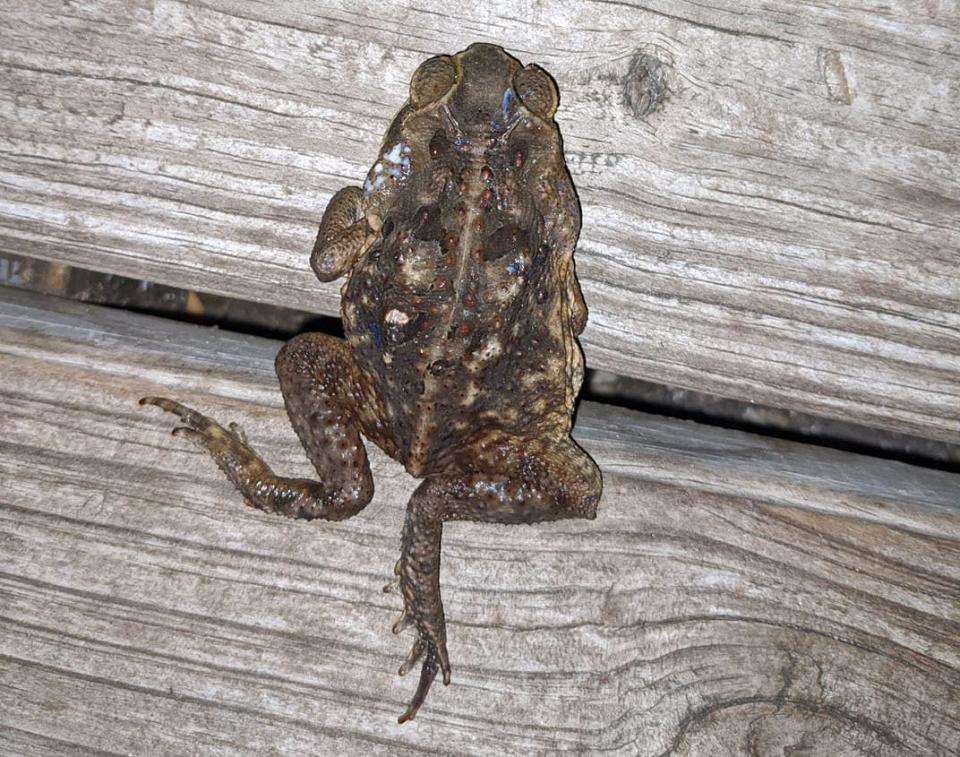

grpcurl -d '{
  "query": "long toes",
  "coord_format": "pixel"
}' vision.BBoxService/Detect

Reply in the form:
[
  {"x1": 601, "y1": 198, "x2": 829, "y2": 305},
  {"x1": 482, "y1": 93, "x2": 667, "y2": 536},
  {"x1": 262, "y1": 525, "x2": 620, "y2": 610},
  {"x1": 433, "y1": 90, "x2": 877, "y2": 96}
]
[
  {"x1": 140, "y1": 396, "x2": 210, "y2": 430},
  {"x1": 171, "y1": 426, "x2": 204, "y2": 444},
  {"x1": 383, "y1": 563, "x2": 401, "y2": 594},
  {"x1": 436, "y1": 641, "x2": 451, "y2": 686},
  {"x1": 392, "y1": 608, "x2": 412, "y2": 635},
  {"x1": 408, "y1": 621, "x2": 450, "y2": 686},
  {"x1": 398, "y1": 636, "x2": 425, "y2": 677},
  {"x1": 227, "y1": 421, "x2": 248, "y2": 444},
  {"x1": 143, "y1": 398, "x2": 244, "y2": 457},
  {"x1": 172, "y1": 426, "x2": 235, "y2": 463},
  {"x1": 397, "y1": 645, "x2": 439, "y2": 724}
]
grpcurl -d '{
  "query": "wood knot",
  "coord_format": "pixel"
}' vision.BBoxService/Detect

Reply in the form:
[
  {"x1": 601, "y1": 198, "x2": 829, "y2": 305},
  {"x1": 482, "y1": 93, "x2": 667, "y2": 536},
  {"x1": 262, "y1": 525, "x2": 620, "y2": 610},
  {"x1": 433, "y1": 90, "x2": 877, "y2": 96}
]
[
  {"x1": 818, "y1": 48, "x2": 853, "y2": 105},
  {"x1": 624, "y1": 51, "x2": 670, "y2": 119}
]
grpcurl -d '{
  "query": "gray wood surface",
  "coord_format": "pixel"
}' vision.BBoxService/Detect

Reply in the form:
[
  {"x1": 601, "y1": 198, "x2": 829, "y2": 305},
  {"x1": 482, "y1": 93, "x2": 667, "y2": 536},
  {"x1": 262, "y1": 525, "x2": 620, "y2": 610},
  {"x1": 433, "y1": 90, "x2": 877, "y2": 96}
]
[
  {"x1": 1, "y1": 1, "x2": 958, "y2": 444},
  {"x1": 2, "y1": 286, "x2": 959, "y2": 755}
]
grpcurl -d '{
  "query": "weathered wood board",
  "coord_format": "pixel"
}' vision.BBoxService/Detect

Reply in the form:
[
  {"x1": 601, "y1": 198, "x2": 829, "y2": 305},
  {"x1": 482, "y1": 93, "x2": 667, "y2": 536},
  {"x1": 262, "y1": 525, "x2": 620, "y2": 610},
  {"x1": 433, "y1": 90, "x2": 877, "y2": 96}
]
[
  {"x1": 1, "y1": 1, "x2": 958, "y2": 444},
  {"x1": 1, "y1": 286, "x2": 958, "y2": 755}
]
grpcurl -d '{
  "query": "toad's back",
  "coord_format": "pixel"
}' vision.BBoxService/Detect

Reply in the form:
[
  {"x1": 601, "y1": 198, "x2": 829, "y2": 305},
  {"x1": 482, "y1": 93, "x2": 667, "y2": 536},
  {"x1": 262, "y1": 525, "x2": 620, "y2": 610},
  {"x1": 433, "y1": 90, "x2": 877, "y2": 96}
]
[{"x1": 341, "y1": 44, "x2": 586, "y2": 476}]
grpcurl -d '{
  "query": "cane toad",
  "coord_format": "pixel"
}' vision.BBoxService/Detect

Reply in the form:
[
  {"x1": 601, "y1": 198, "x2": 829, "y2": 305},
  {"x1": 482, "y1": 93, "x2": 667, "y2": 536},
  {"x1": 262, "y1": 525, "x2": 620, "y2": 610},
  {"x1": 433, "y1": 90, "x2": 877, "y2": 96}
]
[{"x1": 142, "y1": 42, "x2": 601, "y2": 722}]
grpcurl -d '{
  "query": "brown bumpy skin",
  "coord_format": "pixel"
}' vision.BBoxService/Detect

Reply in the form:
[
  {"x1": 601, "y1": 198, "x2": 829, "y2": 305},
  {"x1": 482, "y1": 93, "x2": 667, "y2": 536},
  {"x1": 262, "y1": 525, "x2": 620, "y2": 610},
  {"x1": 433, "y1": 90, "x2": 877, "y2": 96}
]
[{"x1": 142, "y1": 42, "x2": 601, "y2": 722}]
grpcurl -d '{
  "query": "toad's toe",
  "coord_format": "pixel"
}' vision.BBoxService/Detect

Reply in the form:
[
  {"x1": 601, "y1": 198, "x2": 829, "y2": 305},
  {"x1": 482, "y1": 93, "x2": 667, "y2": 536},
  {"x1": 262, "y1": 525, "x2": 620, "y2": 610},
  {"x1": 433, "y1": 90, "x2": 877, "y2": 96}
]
[{"x1": 397, "y1": 643, "x2": 444, "y2": 724}]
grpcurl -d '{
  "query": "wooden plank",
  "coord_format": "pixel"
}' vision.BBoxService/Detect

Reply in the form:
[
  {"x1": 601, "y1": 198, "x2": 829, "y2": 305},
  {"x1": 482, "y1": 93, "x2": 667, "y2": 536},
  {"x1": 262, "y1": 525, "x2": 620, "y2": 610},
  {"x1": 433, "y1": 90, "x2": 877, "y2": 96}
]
[
  {"x1": 1, "y1": 286, "x2": 958, "y2": 755},
  {"x1": 0, "y1": 1, "x2": 957, "y2": 444}
]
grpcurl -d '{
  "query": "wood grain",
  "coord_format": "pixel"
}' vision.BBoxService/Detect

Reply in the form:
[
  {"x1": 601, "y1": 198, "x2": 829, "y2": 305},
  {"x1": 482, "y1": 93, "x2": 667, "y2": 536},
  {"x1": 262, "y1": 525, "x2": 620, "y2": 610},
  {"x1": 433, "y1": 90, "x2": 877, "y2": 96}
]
[
  {"x1": 1, "y1": 286, "x2": 958, "y2": 755},
  {"x1": 1, "y1": 1, "x2": 958, "y2": 444}
]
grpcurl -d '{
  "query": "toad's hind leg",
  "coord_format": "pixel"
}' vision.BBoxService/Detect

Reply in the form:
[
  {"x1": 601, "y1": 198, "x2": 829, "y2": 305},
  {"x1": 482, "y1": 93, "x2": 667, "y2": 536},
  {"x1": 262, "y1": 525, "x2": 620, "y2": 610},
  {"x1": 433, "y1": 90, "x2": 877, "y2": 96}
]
[
  {"x1": 141, "y1": 333, "x2": 375, "y2": 521},
  {"x1": 394, "y1": 435, "x2": 602, "y2": 722}
]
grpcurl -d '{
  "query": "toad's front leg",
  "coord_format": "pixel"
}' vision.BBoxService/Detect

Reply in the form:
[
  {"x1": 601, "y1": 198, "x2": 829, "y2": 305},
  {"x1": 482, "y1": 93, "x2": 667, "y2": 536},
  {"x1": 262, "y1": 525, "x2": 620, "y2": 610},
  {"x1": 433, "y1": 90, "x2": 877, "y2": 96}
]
[
  {"x1": 393, "y1": 436, "x2": 602, "y2": 722},
  {"x1": 311, "y1": 185, "x2": 377, "y2": 282}
]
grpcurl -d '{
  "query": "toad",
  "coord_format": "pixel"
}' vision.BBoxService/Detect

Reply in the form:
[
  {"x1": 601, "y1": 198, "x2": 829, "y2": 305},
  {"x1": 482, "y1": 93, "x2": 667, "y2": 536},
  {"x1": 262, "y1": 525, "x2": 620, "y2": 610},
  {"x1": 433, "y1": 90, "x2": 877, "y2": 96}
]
[{"x1": 142, "y1": 42, "x2": 601, "y2": 722}]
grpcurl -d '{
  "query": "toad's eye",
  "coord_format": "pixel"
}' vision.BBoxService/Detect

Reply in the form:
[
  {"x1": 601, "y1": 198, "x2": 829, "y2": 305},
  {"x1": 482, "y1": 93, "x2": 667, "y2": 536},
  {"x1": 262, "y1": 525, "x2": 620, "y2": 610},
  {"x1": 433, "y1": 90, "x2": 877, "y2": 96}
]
[
  {"x1": 512, "y1": 64, "x2": 558, "y2": 119},
  {"x1": 410, "y1": 55, "x2": 458, "y2": 106}
]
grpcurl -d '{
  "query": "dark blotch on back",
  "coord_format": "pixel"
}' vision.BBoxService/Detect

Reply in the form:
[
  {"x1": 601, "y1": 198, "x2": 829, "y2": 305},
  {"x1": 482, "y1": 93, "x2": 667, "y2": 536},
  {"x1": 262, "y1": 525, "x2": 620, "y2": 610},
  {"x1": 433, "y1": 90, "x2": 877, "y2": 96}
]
[
  {"x1": 428, "y1": 359, "x2": 454, "y2": 376},
  {"x1": 429, "y1": 131, "x2": 452, "y2": 159},
  {"x1": 482, "y1": 223, "x2": 527, "y2": 261},
  {"x1": 413, "y1": 203, "x2": 444, "y2": 242},
  {"x1": 511, "y1": 139, "x2": 528, "y2": 169},
  {"x1": 365, "y1": 244, "x2": 382, "y2": 265}
]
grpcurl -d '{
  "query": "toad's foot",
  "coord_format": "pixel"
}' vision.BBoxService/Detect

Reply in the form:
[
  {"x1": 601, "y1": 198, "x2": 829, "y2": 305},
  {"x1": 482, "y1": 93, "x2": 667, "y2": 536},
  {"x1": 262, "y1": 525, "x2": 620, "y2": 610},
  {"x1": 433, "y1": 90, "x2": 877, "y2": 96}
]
[
  {"x1": 140, "y1": 396, "x2": 271, "y2": 480},
  {"x1": 393, "y1": 599, "x2": 450, "y2": 724},
  {"x1": 396, "y1": 632, "x2": 446, "y2": 724},
  {"x1": 393, "y1": 485, "x2": 451, "y2": 723},
  {"x1": 140, "y1": 396, "x2": 370, "y2": 520},
  {"x1": 384, "y1": 559, "x2": 447, "y2": 722},
  {"x1": 391, "y1": 441, "x2": 601, "y2": 721}
]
